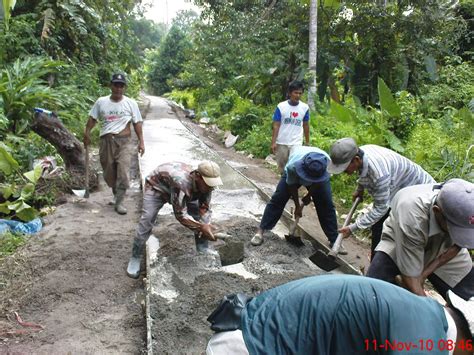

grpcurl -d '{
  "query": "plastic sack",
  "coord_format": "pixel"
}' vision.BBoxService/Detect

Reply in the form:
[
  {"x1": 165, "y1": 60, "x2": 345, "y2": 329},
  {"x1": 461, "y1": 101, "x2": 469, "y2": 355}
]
[{"x1": 0, "y1": 217, "x2": 43, "y2": 235}]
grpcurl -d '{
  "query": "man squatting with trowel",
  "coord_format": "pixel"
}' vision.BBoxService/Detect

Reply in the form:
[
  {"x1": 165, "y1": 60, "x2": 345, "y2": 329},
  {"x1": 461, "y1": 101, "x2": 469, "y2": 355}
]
[
  {"x1": 250, "y1": 146, "x2": 339, "y2": 251},
  {"x1": 327, "y1": 137, "x2": 435, "y2": 259},
  {"x1": 127, "y1": 161, "x2": 223, "y2": 279},
  {"x1": 83, "y1": 73, "x2": 145, "y2": 215}
]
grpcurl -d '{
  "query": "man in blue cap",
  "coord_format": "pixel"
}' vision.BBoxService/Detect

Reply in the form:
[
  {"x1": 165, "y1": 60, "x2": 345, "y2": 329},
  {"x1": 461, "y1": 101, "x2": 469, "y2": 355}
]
[{"x1": 250, "y1": 146, "x2": 338, "y2": 249}]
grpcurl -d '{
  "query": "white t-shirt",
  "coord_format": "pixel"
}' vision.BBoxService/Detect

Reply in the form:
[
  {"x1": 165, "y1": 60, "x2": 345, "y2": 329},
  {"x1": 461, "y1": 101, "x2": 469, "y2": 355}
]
[
  {"x1": 89, "y1": 95, "x2": 143, "y2": 136},
  {"x1": 273, "y1": 100, "x2": 310, "y2": 145}
]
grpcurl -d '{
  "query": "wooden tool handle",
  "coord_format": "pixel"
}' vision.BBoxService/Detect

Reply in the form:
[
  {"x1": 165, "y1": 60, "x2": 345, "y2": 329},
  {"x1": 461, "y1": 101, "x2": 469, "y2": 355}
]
[{"x1": 329, "y1": 197, "x2": 361, "y2": 256}]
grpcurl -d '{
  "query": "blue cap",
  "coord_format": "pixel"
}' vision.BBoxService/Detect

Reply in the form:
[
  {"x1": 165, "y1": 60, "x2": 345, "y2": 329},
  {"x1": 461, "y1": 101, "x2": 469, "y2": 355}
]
[{"x1": 294, "y1": 152, "x2": 329, "y2": 183}]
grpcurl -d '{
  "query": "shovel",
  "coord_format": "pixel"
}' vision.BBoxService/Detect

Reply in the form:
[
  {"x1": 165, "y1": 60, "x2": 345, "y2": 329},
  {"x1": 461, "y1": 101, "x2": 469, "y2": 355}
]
[
  {"x1": 309, "y1": 197, "x2": 361, "y2": 271},
  {"x1": 72, "y1": 145, "x2": 90, "y2": 198},
  {"x1": 284, "y1": 214, "x2": 305, "y2": 247}
]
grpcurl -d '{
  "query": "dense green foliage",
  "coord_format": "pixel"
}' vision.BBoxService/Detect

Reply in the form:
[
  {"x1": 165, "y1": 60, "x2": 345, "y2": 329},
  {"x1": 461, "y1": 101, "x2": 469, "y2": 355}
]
[
  {"x1": 156, "y1": 0, "x2": 473, "y2": 209},
  {"x1": 0, "y1": 0, "x2": 163, "y2": 234},
  {"x1": 1, "y1": 0, "x2": 473, "y2": 247}
]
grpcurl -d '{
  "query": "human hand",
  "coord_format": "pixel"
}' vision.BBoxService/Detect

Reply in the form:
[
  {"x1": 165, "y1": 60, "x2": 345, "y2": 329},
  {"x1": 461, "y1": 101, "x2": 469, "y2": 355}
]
[
  {"x1": 271, "y1": 143, "x2": 277, "y2": 154},
  {"x1": 199, "y1": 224, "x2": 216, "y2": 241},
  {"x1": 352, "y1": 190, "x2": 364, "y2": 202},
  {"x1": 338, "y1": 226, "x2": 352, "y2": 239},
  {"x1": 138, "y1": 141, "x2": 145, "y2": 156}
]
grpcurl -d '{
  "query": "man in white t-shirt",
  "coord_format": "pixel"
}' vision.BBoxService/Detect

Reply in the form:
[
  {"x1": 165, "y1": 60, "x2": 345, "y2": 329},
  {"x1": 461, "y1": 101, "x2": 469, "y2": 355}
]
[
  {"x1": 271, "y1": 81, "x2": 310, "y2": 173},
  {"x1": 84, "y1": 73, "x2": 145, "y2": 215}
]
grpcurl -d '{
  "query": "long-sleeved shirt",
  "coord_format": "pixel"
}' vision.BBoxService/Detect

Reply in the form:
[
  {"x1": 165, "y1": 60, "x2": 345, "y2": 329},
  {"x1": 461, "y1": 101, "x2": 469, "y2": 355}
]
[
  {"x1": 350, "y1": 145, "x2": 435, "y2": 232},
  {"x1": 145, "y1": 162, "x2": 212, "y2": 231}
]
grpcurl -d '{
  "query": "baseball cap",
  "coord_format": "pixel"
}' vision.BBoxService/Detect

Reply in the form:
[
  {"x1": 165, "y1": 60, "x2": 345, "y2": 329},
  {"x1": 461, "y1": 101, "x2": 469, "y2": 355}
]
[
  {"x1": 294, "y1": 152, "x2": 329, "y2": 183},
  {"x1": 198, "y1": 161, "x2": 223, "y2": 187},
  {"x1": 327, "y1": 137, "x2": 358, "y2": 174},
  {"x1": 447, "y1": 291, "x2": 473, "y2": 338},
  {"x1": 436, "y1": 178, "x2": 474, "y2": 248},
  {"x1": 111, "y1": 73, "x2": 127, "y2": 85}
]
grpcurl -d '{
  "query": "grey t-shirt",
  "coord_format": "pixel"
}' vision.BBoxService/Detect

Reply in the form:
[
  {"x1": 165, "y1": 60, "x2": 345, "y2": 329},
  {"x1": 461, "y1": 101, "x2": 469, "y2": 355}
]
[{"x1": 89, "y1": 95, "x2": 142, "y2": 136}]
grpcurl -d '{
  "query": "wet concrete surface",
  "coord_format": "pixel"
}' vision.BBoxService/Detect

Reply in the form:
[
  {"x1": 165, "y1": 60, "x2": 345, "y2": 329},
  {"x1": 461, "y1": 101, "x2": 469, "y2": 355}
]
[{"x1": 139, "y1": 96, "x2": 351, "y2": 354}]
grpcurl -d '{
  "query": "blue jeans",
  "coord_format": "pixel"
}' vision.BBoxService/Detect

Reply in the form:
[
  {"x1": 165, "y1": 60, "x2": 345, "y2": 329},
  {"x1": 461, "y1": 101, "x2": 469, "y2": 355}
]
[{"x1": 259, "y1": 175, "x2": 338, "y2": 244}]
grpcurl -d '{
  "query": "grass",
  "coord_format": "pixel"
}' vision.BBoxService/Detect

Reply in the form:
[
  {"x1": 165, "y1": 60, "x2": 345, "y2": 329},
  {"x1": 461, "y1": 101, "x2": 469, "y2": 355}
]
[{"x1": 0, "y1": 232, "x2": 27, "y2": 257}]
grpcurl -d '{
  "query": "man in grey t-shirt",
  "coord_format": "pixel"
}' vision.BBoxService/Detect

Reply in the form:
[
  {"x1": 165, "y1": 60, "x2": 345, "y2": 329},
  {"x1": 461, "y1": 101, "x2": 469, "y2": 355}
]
[{"x1": 84, "y1": 73, "x2": 144, "y2": 215}]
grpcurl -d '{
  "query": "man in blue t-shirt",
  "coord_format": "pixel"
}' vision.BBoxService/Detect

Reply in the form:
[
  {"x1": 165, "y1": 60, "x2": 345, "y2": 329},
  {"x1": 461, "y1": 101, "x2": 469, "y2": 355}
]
[
  {"x1": 206, "y1": 275, "x2": 474, "y2": 355},
  {"x1": 271, "y1": 81, "x2": 310, "y2": 174},
  {"x1": 250, "y1": 146, "x2": 338, "y2": 247}
]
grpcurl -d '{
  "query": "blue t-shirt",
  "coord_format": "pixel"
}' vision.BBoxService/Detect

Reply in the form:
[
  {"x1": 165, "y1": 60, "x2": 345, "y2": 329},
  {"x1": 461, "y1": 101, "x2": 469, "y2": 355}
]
[
  {"x1": 241, "y1": 275, "x2": 448, "y2": 355},
  {"x1": 285, "y1": 146, "x2": 329, "y2": 186}
]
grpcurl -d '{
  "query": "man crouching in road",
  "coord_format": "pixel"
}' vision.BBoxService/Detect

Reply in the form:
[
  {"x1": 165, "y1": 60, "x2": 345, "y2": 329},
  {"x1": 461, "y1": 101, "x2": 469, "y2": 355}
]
[
  {"x1": 250, "y1": 146, "x2": 339, "y2": 251},
  {"x1": 127, "y1": 161, "x2": 223, "y2": 279},
  {"x1": 206, "y1": 275, "x2": 474, "y2": 355},
  {"x1": 367, "y1": 178, "x2": 474, "y2": 302}
]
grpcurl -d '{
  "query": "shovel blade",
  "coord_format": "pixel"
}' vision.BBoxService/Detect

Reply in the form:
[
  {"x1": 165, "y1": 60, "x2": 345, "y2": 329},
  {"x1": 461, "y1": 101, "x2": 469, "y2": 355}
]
[
  {"x1": 284, "y1": 234, "x2": 305, "y2": 247},
  {"x1": 309, "y1": 250, "x2": 340, "y2": 271}
]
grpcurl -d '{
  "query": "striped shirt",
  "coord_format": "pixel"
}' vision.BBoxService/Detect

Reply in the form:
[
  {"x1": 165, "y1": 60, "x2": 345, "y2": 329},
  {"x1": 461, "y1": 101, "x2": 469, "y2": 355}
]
[{"x1": 350, "y1": 145, "x2": 435, "y2": 232}]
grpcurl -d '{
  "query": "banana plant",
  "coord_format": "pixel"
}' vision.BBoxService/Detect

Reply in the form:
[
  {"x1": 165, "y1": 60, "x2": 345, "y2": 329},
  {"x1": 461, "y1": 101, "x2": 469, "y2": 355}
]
[
  {"x1": 0, "y1": 142, "x2": 41, "y2": 221},
  {"x1": 1, "y1": 0, "x2": 17, "y2": 30},
  {"x1": 329, "y1": 77, "x2": 404, "y2": 152}
]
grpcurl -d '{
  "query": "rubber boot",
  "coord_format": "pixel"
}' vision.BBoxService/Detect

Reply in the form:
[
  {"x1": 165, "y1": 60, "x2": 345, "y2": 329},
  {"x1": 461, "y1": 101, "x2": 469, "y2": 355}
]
[
  {"x1": 127, "y1": 240, "x2": 143, "y2": 279},
  {"x1": 108, "y1": 187, "x2": 117, "y2": 206},
  {"x1": 115, "y1": 187, "x2": 127, "y2": 215}
]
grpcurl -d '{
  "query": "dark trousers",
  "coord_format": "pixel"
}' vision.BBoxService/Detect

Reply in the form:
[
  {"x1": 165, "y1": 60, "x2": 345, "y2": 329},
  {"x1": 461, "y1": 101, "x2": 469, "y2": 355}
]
[
  {"x1": 370, "y1": 210, "x2": 390, "y2": 260},
  {"x1": 259, "y1": 175, "x2": 338, "y2": 244},
  {"x1": 367, "y1": 251, "x2": 474, "y2": 301}
]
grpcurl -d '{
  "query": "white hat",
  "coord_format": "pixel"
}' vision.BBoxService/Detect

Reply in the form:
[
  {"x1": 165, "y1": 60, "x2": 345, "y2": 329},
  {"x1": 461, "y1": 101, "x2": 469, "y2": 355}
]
[
  {"x1": 447, "y1": 290, "x2": 474, "y2": 337},
  {"x1": 198, "y1": 161, "x2": 223, "y2": 187}
]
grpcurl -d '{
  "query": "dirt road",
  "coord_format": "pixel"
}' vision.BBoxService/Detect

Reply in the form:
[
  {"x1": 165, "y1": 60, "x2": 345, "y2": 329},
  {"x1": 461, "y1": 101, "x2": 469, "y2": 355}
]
[{"x1": 0, "y1": 96, "x2": 370, "y2": 354}]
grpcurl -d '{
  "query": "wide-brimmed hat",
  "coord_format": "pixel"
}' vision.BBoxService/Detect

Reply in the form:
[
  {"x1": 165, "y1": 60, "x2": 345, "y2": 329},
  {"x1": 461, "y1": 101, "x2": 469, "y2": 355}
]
[
  {"x1": 294, "y1": 152, "x2": 329, "y2": 183},
  {"x1": 447, "y1": 291, "x2": 473, "y2": 338},
  {"x1": 198, "y1": 161, "x2": 223, "y2": 187},
  {"x1": 111, "y1": 73, "x2": 127, "y2": 85},
  {"x1": 327, "y1": 137, "x2": 358, "y2": 174},
  {"x1": 436, "y1": 178, "x2": 474, "y2": 248}
]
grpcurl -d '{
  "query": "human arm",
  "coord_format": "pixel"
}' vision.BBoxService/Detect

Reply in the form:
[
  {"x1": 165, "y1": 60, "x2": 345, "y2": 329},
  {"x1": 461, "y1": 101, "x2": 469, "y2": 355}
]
[
  {"x1": 399, "y1": 275, "x2": 427, "y2": 297},
  {"x1": 347, "y1": 176, "x2": 391, "y2": 234},
  {"x1": 83, "y1": 117, "x2": 97, "y2": 146},
  {"x1": 271, "y1": 121, "x2": 280, "y2": 154},
  {"x1": 421, "y1": 245, "x2": 461, "y2": 280},
  {"x1": 287, "y1": 184, "x2": 303, "y2": 217},
  {"x1": 133, "y1": 121, "x2": 145, "y2": 156},
  {"x1": 303, "y1": 121, "x2": 310, "y2": 146}
]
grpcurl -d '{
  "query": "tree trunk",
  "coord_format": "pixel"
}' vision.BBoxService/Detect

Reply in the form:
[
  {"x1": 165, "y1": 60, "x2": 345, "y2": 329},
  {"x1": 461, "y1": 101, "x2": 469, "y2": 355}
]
[
  {"x1": 308, "y1": 0, "x2": 318, "y2": 110},
  {"x1": 31, "y1": 111, "x2": 86, "y2": 175}
]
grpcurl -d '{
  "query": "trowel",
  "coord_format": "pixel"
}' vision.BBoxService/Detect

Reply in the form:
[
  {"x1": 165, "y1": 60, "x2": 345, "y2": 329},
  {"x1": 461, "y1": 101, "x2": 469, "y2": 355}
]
[
  {"x1": 72, "y1": 145, "x2": 90, "y2": 198},
  {"x1": 309, "y1": 197, "x2": 361, "y2": 271}
]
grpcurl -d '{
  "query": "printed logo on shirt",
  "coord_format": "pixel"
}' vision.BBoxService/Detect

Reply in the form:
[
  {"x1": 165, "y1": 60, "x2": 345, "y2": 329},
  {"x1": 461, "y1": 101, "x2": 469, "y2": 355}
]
[
  {"x1": 291, "y1": 112, "x2": 299, "y2": 118},
  {"x1": 104, "y1": 110, "x2": 126, "y2": 122},
  {"x1": 470, "y1": 215, "x2": 474, "y2": 225},
  {"x1": 283, "y1": 117, "x2": 302, "y2": 126}
]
